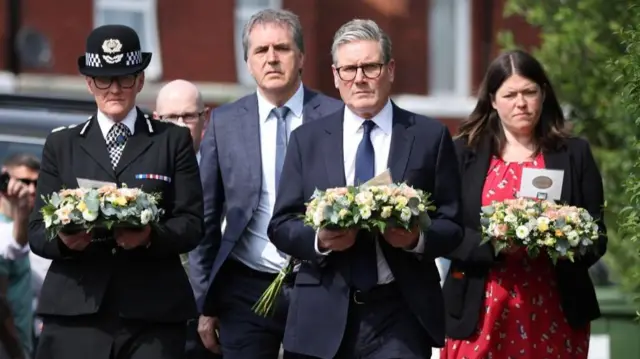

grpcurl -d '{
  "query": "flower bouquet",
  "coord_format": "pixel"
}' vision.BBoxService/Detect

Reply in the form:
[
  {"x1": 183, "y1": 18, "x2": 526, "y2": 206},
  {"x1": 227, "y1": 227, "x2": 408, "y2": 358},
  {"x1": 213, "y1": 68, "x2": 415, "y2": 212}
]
[
  {"x1": 40, "y1": 185, "x2": 164, "y2": 241},
  {"x1": 480, "y1": 197, "x2": 600, "y2": 263},
  {"x1": 252, "y1": 183, "x2": 435, "y2": 317}
]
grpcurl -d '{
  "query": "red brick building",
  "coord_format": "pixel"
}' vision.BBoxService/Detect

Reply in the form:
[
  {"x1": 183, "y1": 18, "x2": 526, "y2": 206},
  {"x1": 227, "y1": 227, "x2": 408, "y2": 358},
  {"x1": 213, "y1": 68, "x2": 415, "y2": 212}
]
[{"x1": 0, "y1": 0, "x2": 539, "y2": 131}]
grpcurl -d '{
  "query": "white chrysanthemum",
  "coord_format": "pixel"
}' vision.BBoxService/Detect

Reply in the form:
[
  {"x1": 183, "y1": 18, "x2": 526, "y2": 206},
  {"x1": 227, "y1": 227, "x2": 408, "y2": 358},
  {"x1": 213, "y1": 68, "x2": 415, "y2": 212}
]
[
  {"x1": 360, "y1": 206, "x2": 372, "y2": 220},
  {"x1": 140, "y1": 209, "x2": 153, "y2": 225},
  {"x1": 82, "y1": 210, "x2": 98, "y2": 222},
  {"x1": 515, "y1": 225, "x2": 530, "y2": 239},
  {"x1": 400, "y1": 207, "x2": 412, "y2": 222},
  {"x1": 504, "y1": 214, "x2": 517, "y2": 223}
]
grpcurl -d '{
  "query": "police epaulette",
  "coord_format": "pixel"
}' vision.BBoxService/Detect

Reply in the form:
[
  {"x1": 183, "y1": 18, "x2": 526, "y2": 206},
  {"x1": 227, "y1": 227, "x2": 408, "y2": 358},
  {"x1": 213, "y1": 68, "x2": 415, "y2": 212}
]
[{"x1": 51, "y1": 123, "x2": 79, "y2": 133}]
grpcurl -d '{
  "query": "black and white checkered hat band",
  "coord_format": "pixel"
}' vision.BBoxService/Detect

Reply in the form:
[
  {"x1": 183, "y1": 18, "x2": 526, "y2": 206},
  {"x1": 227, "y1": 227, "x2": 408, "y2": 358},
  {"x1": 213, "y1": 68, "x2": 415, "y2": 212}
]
[
  {"x1": 84, "y1": 50, "x2": 143, "y2": 68},
  {"x1": 85, "y1": 53, "x2": 102, "y2": 68}
]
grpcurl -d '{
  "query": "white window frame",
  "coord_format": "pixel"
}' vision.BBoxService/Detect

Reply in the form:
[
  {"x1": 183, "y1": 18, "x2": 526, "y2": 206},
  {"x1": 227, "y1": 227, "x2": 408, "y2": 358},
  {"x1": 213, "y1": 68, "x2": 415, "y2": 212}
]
[
  {"x1": 234, "y1": 0, "x2": 283, "y2": 86},
  {"x1": 427, "y1": 0, "x2": 471, "y2": 98},
  {"x1": 93, "y1": 0, "x2": 162, "y2": 81}
]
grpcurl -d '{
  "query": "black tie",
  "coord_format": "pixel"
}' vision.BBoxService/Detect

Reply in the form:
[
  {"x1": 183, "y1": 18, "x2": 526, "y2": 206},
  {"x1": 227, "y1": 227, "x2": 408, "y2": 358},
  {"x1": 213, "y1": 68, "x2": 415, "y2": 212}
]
[{"x1": 350, "y1": 120, "x2": 378, "y2": 291}]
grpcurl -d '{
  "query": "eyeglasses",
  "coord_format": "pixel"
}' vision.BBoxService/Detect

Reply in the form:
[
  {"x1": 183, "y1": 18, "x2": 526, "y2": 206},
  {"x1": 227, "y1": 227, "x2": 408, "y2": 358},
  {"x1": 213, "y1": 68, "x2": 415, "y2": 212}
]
[
  {"x1": 158, "y1": 110, "x2": 206, "y2": 124},
  {"x1": 335, "y1": 63, "x2": 384, "y2": 81},
  {"x1": 17, "y1": 178, "x2": 37, "y2": 187},
  {"x1": 92, "y1": 74, "x2": 138, "y2": 90}
]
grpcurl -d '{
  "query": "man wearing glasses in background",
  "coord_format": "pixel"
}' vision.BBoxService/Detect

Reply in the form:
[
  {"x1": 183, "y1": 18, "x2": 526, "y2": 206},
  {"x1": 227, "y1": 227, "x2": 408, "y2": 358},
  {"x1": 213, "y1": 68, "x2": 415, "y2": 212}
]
[
  {"x1": 154, "y1": 80, "x2": 210, "y2": 158},
  {"x1": 153, "y1": 79, "x2": 217, "y2": 359},
  {"x1": 28, "y1": 25, "x2": 203, "y2": 359}
]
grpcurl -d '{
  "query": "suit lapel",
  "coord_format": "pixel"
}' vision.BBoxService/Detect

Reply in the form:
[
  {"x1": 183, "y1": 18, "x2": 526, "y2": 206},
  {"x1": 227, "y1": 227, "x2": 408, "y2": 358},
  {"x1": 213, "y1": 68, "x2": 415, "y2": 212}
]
[
  {"x1": 542, "y1": 147, "x2": 572, "y2": 203},
  {"x1": 302, "y1": 87, "x2": 321, "y2": 123},
  {"x1": 323, "y1": 109, "x2": 346, "y2": 187},
  {"x1": 386, "y1": 105, "x2": 414, "y2": 183},
  {"x1": 237, "y1": 95, "x2": 262, "y2": 191},
  {"x1": 116, "y1": 111, "x2": 154, "y2": 176},
  {"x1": 464, "y1": 137, "x2": 492, "y2": 216},
  {"x1": 79, "y1": 117, "x2": 115, "y2": 179}
]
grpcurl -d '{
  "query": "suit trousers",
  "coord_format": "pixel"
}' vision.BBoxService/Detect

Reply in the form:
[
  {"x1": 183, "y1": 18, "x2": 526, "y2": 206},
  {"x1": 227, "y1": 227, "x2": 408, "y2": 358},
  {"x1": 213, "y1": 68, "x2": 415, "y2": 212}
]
[
  {"x1": 35, "y1": 283, "x2": 186, "y2": 359},
  {"x1": 288, "y1": 283, "x2": 433, "y2": 359},
  {"x1": 214, "y1": 259, "x2": 291, "y2": 359}
]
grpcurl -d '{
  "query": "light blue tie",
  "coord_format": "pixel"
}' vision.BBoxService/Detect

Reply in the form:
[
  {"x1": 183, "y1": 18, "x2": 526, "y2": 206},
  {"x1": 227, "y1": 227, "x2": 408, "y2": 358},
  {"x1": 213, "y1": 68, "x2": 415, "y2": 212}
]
[{"x1": 273, "y1": 106, "x2": 290, "y2": 193}]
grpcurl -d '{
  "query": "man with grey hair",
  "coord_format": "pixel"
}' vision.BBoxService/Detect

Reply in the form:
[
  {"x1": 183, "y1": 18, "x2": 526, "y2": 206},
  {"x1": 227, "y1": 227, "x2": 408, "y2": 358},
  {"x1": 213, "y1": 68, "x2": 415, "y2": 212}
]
[
  {"x1": 190, "y1": 8, "x2": 341, "y2": 359},
  {"x1": 268, "y1": 19, "x2": 463, "y2": 358}
]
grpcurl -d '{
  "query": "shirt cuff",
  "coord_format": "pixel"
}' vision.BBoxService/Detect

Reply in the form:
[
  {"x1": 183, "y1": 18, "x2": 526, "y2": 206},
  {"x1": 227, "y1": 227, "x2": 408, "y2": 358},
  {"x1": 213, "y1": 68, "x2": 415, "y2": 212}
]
[
  {"x1": 314, "y1": 230, "x2": 332, "y2": 256},
  {"x1": 404, "y1": 231, "x2": 425, "y2": 254}
]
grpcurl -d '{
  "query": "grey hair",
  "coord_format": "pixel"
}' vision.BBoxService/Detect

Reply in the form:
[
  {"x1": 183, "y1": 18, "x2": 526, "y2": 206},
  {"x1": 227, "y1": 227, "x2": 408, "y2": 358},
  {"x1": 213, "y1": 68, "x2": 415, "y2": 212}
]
[
  {"x1": 331, "y1": 19, "x2": 392, "y2": 65},
  {"x1": 242, "y1": 9, "x2": 305, "y2": 61}
]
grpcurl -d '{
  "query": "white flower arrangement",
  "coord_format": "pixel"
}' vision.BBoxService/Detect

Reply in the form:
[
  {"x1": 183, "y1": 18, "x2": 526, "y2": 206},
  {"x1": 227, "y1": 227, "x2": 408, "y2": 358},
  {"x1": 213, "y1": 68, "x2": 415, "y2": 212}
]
[
  {"x1": 480, "y1": 197, "x2": 601, "y2": 263},
  {"x1": 40, "y1": 185, "x2": 164, "y2": 240}
]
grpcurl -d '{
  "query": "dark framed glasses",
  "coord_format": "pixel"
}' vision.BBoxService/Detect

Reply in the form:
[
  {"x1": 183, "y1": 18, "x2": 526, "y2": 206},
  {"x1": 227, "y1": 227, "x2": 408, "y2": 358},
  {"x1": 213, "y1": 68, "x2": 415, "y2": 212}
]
[
  {"x1": 335, "y1": 63, "x2": 385, "y2": 81},
  {"x1": 158, "y1": 110, "x2": 207, "y2": 124},
  {"x1": 92, "y1": 74, "x2": 138, "y2": 90}
]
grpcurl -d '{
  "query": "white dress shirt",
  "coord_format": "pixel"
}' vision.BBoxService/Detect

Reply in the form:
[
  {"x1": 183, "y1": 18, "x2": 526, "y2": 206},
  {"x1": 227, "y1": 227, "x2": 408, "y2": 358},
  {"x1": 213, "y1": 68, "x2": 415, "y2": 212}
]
[
  {"x1": 96, "y1": 107, "x2": 137, "y2": 139},
  {"x1": 230, "y1": 83, "x2": 305, "y2": 273},
  {"x1": 314, "y1": 100, "x2": 425, "y2": 284}
]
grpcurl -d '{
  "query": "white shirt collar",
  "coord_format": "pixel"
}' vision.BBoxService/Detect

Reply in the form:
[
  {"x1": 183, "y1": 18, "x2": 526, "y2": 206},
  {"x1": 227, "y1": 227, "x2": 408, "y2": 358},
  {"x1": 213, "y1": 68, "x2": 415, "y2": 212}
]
[
  {"x1": 256, "y1": 82, "x2": 305, "y2": 122},
  {"x1": 344, "y1": 99, "x2": 393, "y2": 135},
  {"x1": 96, "y1": 107, "x2": 138, "y2": 139}
]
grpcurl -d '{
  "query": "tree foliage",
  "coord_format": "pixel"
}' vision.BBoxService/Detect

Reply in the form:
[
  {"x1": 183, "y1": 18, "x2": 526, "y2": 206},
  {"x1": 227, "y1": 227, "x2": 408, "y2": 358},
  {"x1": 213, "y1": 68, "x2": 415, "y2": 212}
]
[
  {"x1": 615, "y1": 4, "x2": 640, "y2": 301},
  {"x1": 500, "y1": 0, "x2": 640, "y2": 296}
]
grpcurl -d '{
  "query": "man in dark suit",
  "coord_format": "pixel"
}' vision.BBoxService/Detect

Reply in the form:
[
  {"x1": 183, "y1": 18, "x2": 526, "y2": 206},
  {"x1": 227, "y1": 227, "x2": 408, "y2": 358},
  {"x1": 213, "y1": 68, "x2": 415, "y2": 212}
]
[
  {"x1": 189, "y1": 9, "x2": 341, "y2": 359},
  {"x1": 268, "y1": 19, "x2": 464, "y2": 359},
  {"x1": 27, "y1": 25, "x2": 203, "y2": 359}
]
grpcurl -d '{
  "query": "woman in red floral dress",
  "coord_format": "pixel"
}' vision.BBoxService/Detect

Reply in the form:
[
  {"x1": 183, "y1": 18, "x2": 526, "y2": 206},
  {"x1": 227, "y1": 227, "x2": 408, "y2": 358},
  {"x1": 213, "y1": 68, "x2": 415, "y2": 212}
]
[{"x1": 440, "y1": 50, "x2": 606, "y2": 359}]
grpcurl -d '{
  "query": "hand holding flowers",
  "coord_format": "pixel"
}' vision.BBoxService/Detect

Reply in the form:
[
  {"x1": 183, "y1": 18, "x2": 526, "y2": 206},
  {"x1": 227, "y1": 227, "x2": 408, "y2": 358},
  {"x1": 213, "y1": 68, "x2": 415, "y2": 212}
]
[
  {"x1": 40, "y1": 184, "x2": 164, "y2": 249},
  {"x1": 317, "y1": 227, "x2": 358, "y2": 252},
  {"x1": 252, "y1": 182, "x2": 434, "y2": 317},
  {"x1": 480, "y1": 197, "x2": 601, "y2": 263},
  {"x1": 305, "y1": 183, "x2": 434, "y2": 243}
]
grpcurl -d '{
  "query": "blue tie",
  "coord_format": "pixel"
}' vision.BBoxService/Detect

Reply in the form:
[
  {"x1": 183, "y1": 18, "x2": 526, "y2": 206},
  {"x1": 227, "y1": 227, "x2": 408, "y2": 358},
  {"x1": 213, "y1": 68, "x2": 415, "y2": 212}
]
[
  {"x1": 351, "y1": 120, "x2": 378, "y2": 291},
  {"x1": 273, "y1": 106, "x2": 290, "y2": 194}
]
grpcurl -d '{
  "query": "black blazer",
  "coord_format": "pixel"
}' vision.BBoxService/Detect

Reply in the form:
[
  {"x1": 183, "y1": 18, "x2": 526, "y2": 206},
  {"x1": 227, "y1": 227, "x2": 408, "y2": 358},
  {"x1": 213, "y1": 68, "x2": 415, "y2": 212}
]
[
  {"x1": 28, "y1": 109, "x2": 204, "y2": 323},
  {"x1": 443, "y1": 135, "x2": 607, "y2": 339}
]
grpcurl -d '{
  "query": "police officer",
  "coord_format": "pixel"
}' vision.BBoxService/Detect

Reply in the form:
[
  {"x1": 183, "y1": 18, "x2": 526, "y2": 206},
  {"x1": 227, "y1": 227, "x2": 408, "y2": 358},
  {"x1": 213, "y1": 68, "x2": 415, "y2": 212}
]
[{"x1": 28, "y1": 25, "x2": 203, "y2": 359}]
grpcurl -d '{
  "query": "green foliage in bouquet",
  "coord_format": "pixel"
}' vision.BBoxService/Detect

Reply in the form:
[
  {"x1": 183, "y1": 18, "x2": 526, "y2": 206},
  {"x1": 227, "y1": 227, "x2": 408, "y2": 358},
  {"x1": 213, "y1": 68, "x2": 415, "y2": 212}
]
[
  {"x1": 253, "y1": 182, "x2": 435, "y2": 317},
  {"x1": 40, "y1": 185, "x2": 164, "y2": 240},
  {"x1": 480, "y1": 198, "x2": 601, "y2": 264},
  {"x1": 251, "y1": 259, "x2": 296, "y2": 317},
  {"x1": 302, "y1": 183, "x2": 435, "y2": 233}
]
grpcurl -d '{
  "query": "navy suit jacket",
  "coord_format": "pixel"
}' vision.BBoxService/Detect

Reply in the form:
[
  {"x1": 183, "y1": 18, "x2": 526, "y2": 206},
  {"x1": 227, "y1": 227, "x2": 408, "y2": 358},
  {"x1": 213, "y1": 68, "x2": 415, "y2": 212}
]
[
  {"x1": 188, "y1": 87, "x2": 342, "y2": 314},
  {"x1": 267, "y1": 103, "x2": 464, "y2": 359}
]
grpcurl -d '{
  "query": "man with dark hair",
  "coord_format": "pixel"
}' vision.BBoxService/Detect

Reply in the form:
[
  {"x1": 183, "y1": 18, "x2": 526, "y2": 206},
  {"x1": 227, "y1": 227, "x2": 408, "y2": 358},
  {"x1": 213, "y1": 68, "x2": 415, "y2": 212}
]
[{"x1": 0, "y1": 153, "x2": 40, "y2": 359}]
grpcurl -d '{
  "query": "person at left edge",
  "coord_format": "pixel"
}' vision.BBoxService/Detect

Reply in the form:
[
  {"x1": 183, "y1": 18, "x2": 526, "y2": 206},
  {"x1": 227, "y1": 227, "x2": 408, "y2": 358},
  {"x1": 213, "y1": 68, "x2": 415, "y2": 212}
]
[{"x1": 27, "y1": 24, "x2": 204, "y2": 359}]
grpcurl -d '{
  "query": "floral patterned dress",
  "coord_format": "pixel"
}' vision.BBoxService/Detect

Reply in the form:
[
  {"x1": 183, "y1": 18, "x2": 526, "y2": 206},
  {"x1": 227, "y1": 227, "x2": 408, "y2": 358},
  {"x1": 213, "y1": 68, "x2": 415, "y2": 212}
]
[{"x1": 441, "y1": 154, "x2": 590, "y2": 359}]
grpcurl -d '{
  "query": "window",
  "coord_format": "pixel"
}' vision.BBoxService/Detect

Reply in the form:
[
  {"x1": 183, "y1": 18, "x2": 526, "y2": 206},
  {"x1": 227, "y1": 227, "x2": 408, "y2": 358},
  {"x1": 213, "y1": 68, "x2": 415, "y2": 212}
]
[
  {"x1": 93, "y1": 0, "x2": 162, "y2": 80},
  {"x1": 234, "y1": 0, "x2": 282, "y2": 86},
  {"x1": 428, "y1": 0, "x2": 471, "y2": 97}
]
